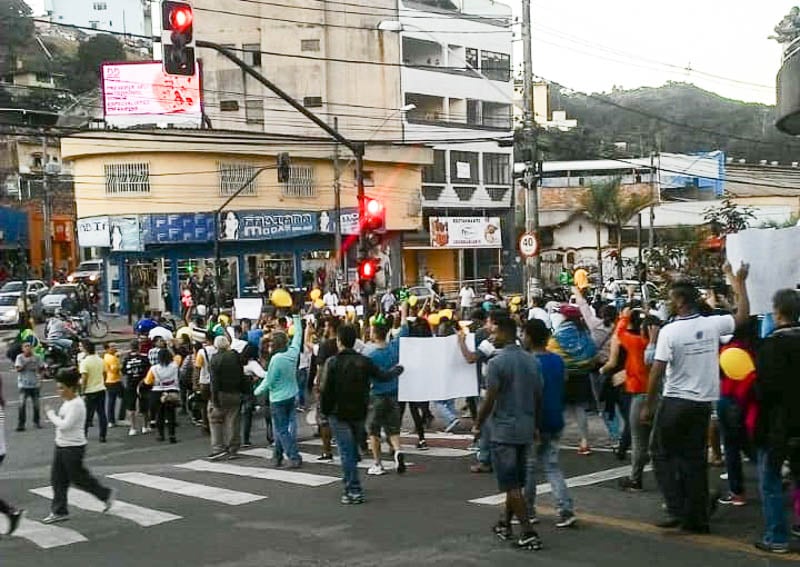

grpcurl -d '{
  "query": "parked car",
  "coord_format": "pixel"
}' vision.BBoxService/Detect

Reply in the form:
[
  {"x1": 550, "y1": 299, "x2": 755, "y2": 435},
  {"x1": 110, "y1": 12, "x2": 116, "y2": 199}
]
[
  {"x1": 40, "y1": 284, "x2": 79, "y2": 316},
  {"x1": 0, "y1": 280, "x2": 49, "y2": 303},
  {"x1": 67, "y1": 259, "x2": 103, "y2": 284},
  {"x1": 0, "y1": 294, "x2": 24, "y2": 326}
]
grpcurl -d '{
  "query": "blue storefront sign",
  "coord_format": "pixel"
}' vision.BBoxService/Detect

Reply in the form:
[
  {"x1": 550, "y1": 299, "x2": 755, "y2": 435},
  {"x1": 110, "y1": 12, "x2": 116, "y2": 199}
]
[
  {"x1": 0, "y1": 206, "x2": 29, "y2": 245},
  {"x1": 144, "y1": 213, "x2": 215, "y2": 244},
  {"x1": 218, "y1": 210, "x2": 318, "y2": 241}
]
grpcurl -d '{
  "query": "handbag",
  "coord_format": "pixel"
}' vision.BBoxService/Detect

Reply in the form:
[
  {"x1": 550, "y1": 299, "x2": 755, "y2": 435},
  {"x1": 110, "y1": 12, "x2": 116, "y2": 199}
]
[{"x1": 161, "y1": 391, "x2": 180, "y2": 405}]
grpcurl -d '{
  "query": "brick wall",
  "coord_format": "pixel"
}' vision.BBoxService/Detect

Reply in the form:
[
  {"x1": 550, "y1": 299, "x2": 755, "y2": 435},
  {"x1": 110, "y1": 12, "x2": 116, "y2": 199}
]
[{"x1": 539, "y1": 183, "x2": 654, "y2": 211}]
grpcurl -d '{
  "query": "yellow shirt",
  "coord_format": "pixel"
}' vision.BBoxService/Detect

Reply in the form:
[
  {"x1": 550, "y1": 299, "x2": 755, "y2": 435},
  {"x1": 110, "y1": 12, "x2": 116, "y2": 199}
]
[
  {"x1": 103, "y1": 353, "x2": 121, "y2": 385},
  {"x1": 574, "y1": 268, "x2": 590, "y2": 290},
  {"x1": 79, "y1": 354, "x2": 106, "y2": 394}
]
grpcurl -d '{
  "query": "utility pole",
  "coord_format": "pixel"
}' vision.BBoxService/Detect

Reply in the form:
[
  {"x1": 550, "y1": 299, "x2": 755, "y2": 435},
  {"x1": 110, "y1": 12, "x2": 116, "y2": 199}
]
[
  {"x1": 521, "y1": 0, "x2": 541, "y2": 284},
  {"x1": 333, "y1": 117, "x2": 343, "y2": 290},
  {"x1": 648, "y1": 152, "x2": 656, "y2": 254},
  {"x1": 41, "y1": 136, "x2": 53, "y2": 283}
]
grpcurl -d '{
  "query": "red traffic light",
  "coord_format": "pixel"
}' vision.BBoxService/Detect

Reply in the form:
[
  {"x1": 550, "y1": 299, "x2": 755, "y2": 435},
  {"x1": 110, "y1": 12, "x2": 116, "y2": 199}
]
[
  {"x1": 366, "y1": 198, "x2": 382, "y2": 217},
  {"x1": 169, "y1": 6, "x2": 193, "y2": 31},
  {"x1": 358, "y1": 258, "x2": 379, "y2": 280},
  {"x1": 362, "y1": 197, "x2": 385, "y2": 233}
]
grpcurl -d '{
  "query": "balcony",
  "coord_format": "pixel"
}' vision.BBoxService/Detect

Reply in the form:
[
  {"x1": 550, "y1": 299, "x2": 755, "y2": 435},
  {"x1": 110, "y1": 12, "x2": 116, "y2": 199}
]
[
  {"x1": 776, "y1": 39, "x2": 800, "y2": 134},
  {"x1": 405, "y1": 93, "x2": 512, "y2": 131}
]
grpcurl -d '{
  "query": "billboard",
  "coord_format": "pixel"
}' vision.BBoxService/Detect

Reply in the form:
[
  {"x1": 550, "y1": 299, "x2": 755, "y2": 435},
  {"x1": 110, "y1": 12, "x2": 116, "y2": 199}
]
[
  {"x1": 101, "y1": 61, "x2": 202, "y2": 127},
  {"x1": 429, "y1": 217, "x2": 502, "y2": 249}
]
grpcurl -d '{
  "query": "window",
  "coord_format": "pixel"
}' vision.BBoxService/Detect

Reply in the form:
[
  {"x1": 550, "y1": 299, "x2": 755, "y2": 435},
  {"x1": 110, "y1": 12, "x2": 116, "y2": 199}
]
[
  {"x1": 93, "y1": 2, "x2": 107, "y2": 10},
  {"x1": 245, "y1": 99, "x2": 264, "y2": 125},
  {"x1": 301, "y1": 39, "x2": 320, "y2": 52},
  {"x1": 465, "y1": 48, "x2": 478, "y2": 70},
  {"x1": 34, "y1": 73, "x2": 50, "y2": 83},
  {"x1": 243, "y1": 44, "x2": 262, "y2": 67},
  {"x1": 422, "y1": 150, "x2": 446, "y2": 183},
  {"x1": 219, "y1": 163, "x2": 259, "y2": 197},
  {"x1": 281, "y1": 166, "x2": 315, "y2": 198},
  {"x1": 450, "y1": 151, "x2": 479, "y2": 183},
  {"x1": 466, "y1": 99, "x2": 481, "y2": 125},
  {"x1": 89, "y1": 21, "x2": 99, "y2": 29},
  {"x1": 483, "y1": 153, "x2": 510, "y2": 185},
  {"x1": 480, "y1": 50, "x2": 511, "y2": 82},
  {"x1": 220, "y1": 100, "x2": 239, "y2": 111},
  {"x1": 303, "y1": 96, "x2": 323, "y2": 108},
  {"x1": 104, "y1": 163, "x2": 150, "y2": 195}
]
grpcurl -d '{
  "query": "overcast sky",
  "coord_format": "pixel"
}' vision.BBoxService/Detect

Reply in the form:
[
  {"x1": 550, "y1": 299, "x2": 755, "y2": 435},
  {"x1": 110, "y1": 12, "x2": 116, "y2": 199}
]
[{"x1": 25, "y1": 0, "x2": 789, "y2": 104}]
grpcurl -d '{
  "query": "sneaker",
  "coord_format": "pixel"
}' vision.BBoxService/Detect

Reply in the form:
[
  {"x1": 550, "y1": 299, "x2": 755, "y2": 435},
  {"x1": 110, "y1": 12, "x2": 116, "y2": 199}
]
[
  {"x1": 103, "y1": 488, "x2": 116, "y2": 513},
  {"x1": 41, "y1": 513, "x2": 69, "y2": 524},
  {"x1": 340, "y1": 493, "x2": 364, "y2": 505},
  {"x1": 317, "y1": 453, "x2": 334, "y2": 462},
  {"x1": 416, "y1": 440, "x2": 429, "y2": 451},
  {"x1": 208, "y1": 450, "x2": 229, "y2": 461},
  {"x1": 719, "y1": 472, "x2": 729, "y2": 480},
  {"x1": 367, "y1": 464, "x2": 387, "y2": 476},
  {"x1": 128, "y1": 428, "x2": 138, "y2": 437},
  {"x1": 717, "y1": 493, "x2": 746, "y2": 507},
  {"x1": 108, "y1": 422, "x2": 115, "y2": 428},
  {"x1": 444, "y1": 418, "x2": 460, "y2": 433},
  {"x1": 555, "y1": 511, "x2": 577, "y2": 528},
  {"x1": 511, "y1": 516, "x2": 539, "y2": 526},
  {"x1": 470, "y1": 462, "x2": 492, "y2": 474},
  {"x1": 515, "y1": 531, "x2": 543, "y2": 550},
  {"x1": 493, "y1": 521, "x2": 512, "y2": 541},
  {"x1": 754, "y1": 541, "x2": 789, "y2": 554},
  {"x1": 577, "y1": 445, "x2": 592, "y2": 456},
  {"x1": 618, "y1": 477, "x2": 643, "y2": 492},
  {"x1": 141, "y1": 427, "x2": 151, "y2": 434},
  {"x1": 6, "y1": 509, "x2": 24, "y2": 535},
  {"x1": 394, "y1": 451, "x2": 406, "y2": 474}
]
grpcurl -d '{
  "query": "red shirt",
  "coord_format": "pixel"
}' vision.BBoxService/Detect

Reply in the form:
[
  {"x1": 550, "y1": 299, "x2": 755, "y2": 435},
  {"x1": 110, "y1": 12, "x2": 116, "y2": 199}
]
[{"x1": 617, "y1": 316, "x2": 649, "y2": 394}]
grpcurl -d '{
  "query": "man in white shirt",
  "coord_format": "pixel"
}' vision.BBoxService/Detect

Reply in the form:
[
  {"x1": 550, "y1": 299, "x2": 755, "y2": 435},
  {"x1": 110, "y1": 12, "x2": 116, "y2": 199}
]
[
  {"x1": 459, "y1": 285, "x2": 476, "y2": 319},
  {"x1": 642, "y1": 267, "x2": 749, "y2": 534},
  {"x1": 323, "y1": 289, "x2": 339, "y2": 310},
  {"x1": 43, "y1": 369, "x2": 114, "y2": 524},
  {"x1": 527, "y1": 295, "x2": 552, "y2": 330}
]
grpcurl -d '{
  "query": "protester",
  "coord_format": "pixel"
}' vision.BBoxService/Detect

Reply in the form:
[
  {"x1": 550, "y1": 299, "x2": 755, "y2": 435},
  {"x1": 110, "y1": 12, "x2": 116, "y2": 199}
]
[
  {"x1": 642, "y1": 267, "x2": 749, "y2": 535},
  {"x1": 121, "y1": 339, "x2": 150, "y2": 436},
  {"x1": 43, "y1": 369, "x2": 115, "y2": 524},
  {"x1": 79, "y1": 340, "x2": 108, "y2": 443},
  {"x1": 0, "y1": 380, "x2": 24, "y2": 535},
  {"x1": 193, "y1": 333, "x2": 217, "y2": 434},
  {"x1": 474, "y1": 316, "x2": 543, "y2": 550},
  {"x1": 14, "y1": 342, "x2": 43, "y2": 431},
  {"x1": 103, "y1": 342, "x2": 125, "y2": 428},
  {"x1": 311, "y1": 316, "x2": 340, "y2": 462},
  {"x1": 143, "y1": 348, "x2": 181, "y2": 443},
  {"x1": 752, "y1": 288, "x2": 800, "y2": 554},
  {"x1": 208, "y1": 336, "x2": 245, "y2": 461},
  {"x1": 320, "y1": 324, "x2": 403, "y2": 504},
  {"x1": 459, "y1": 284, "x2": 476, "y2": 319}
]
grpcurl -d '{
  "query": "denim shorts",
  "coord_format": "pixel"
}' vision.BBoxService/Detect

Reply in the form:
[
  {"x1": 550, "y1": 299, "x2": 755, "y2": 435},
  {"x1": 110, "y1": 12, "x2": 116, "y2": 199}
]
[
  {"x1": 366, "y1": 395, "x2": 401, "y2": 437},
  {"x1": 491, "y1": 442, "x2": 529, "y2": 491}
]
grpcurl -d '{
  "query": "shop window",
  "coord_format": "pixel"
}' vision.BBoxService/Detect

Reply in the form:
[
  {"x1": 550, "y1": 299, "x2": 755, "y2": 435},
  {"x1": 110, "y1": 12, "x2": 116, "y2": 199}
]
[
  {"x1": 281, "y1": 165, "x2": 315, "y2": 198},
  {"x1": 483, "y1": 153, "x2": 510, "y2": 185},
  {"x1": 104, "y1": 162, "x2": 150, "y2": 195},
  {"x1": 219, "y1": 162, "x2": 259, "y2": 197}
]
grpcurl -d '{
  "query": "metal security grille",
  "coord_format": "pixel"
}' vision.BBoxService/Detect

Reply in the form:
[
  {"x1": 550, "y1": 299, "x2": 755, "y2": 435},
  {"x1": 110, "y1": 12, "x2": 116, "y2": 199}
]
[
  {"x1": 281, "y1": 166, "x2": 315, "y2": 198},
  {"x1": 104, "y1": 163, "x2": 150, "y2": 195},
  {"x1": 219, "y1": 162, "x2": 259, "y2": 197}
]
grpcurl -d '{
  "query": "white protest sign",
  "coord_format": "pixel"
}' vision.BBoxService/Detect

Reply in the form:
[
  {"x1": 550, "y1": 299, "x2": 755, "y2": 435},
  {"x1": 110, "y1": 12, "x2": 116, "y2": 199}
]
[
  {"x1": 398, "y1": 334, "x2": 478, "y2": 402},
  {"x1": 234, "y1": 298, "x2": 263, "y2": 321},
  {"x1": 726, "y1": 225, "x2": 800, "y2": 315}
]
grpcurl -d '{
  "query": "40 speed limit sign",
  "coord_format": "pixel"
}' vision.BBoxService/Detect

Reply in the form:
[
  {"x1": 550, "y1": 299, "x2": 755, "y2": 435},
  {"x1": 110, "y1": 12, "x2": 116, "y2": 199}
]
[{"x1": 518, "y1": 232, "x2": 540, "y2": 258}]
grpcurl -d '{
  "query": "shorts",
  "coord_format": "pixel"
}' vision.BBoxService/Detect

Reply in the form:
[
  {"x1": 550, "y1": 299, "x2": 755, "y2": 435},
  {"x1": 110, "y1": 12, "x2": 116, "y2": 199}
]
[
  {"x1": 491, "y1": 442, "x2": 530, "y2": 492},
  {"x1": 366, "y1": 395, "x2": 401, "y2": 437}
]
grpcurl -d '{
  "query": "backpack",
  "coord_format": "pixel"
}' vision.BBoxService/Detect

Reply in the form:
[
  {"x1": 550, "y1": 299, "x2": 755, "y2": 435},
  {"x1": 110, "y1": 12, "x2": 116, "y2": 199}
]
[
  {"x1": 550, "y1": 321, "x2": 597, "y2": 374},
  {"x1": 179, "y1": 351, "x2": 194, "y2": 386}
]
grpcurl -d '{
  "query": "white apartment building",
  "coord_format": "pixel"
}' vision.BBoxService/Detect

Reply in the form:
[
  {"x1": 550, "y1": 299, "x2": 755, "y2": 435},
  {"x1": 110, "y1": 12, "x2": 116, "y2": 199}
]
[{"x1": 45, "y1": 0, "x2": 148, "y2": 36}]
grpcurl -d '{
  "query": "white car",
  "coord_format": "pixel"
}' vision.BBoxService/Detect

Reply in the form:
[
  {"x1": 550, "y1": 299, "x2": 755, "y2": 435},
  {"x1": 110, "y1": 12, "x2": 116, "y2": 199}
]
[
  {"x1": 603, "y1": 279, "x2": 661, "y2": 305},
  {"x1": 0, "y1": 294, "x2": 24, "y2": 326},
  {"x1": 0, "y1": 280, "x2": 49, "y2": 304},
  {"x1": 67, "y1": 259, "x2": 103, "y2": 284},
  {"x1": 40, "y1": 283, "x2": 79, "y2": 316}
]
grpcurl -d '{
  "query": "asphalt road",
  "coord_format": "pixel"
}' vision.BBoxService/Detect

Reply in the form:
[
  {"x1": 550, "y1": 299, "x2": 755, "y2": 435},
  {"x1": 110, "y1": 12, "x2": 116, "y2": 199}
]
[{"x1": 0, "y1": 336, "x2": 797, "y2": 566}]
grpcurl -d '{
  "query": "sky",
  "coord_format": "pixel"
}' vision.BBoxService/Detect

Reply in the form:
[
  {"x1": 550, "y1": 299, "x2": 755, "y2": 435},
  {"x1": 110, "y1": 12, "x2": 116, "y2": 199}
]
[{"x1": 24, "y1": 0, "x2": 789, "y2": 105}]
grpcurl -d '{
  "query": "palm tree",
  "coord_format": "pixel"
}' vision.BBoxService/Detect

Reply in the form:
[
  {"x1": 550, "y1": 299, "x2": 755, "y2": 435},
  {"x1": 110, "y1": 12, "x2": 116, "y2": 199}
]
[{"x1": 579, "y1": 182, "x2": 611, "y2": 285}]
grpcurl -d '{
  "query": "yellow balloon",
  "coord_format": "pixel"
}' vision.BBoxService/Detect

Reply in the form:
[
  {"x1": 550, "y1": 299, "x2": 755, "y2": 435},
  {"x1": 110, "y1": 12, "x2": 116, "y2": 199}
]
[
  {"x1": 427, "y1": 313, "x2": 440, "y2": 327},
  {"x1": 510, "y1": 304, "x2": 519, "y2": 313},
  {"x1": 439, "y1": 309, "x2": 453, "y2": 321},
  {"x1": 719, "y1": 347, "x2": 754, "y2": 381},
  {"x1": 271, "y1": 288, "x2": 293, "y2": 308},
  {"x1": 314, "y1": 298, "x2": 325, "y2": 309},
  {"x1": 408, "y1": 295, "x2": 418, "y2": 307},
  {"x1": 310, "y1": 289, "x2": 321, "y2": 301},
  {"x1": 511, "y1": 296, "x2": 522, "y2": 305},
  {"x1": 218, "y1": 314, "x2": 230, "y2": 326}
]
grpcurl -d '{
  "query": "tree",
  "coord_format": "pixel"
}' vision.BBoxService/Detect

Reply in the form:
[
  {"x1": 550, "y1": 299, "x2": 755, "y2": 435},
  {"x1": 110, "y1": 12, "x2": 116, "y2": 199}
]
[
  {"x1": 702, "y1": 193, "x2": 755, "y2": 234},
  {"x1": 770, "y1": 7, "x2": 800, "y2": 45},
  {"x1": 0, "y1": 0, "x2": 34, "y2": 75},
  {"x1": 579, "y1": 181, "x2": 612, "y2": 284},
  {"x1": 66, "y1": 34, "x2": 126, "y2": 93}
]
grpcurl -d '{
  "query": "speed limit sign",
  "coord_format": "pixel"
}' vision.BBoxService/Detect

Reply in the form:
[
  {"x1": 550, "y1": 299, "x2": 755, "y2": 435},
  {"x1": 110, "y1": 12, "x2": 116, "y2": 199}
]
[{"x1": 519, "y1": 232, "x2": 539, "y2": 258}]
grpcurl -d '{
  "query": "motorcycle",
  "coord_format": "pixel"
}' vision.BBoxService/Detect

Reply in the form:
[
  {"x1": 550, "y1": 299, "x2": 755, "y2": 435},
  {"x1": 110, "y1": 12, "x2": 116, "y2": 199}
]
[{"x1": 42, "y1": 338, "x2": 78, "y2": 381}]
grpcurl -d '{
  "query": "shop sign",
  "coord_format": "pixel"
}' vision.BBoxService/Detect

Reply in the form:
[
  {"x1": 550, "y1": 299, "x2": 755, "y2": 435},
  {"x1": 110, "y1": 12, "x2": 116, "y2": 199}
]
[
  {"x1": 429, "y1": 217, "x2": 502, "y2": 249},
  {"x1": 110, "y1": 215, "x2": 144, "y2": 252},
  {"x1": 219, "y1": 210, "x2": 319, "y2": 240},
  {"x1": 319, "y1": 208, "x2": 359, "y2": 236},
  {"x1": 145, "y1": 213, "x2": 215, "y2": 243},
  {"x1": 77, "y1": 216, "x2": 110, "y2": 248}
]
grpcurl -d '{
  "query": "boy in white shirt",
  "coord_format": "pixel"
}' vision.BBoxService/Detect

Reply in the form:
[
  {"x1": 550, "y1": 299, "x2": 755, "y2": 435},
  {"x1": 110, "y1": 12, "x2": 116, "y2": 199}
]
[{"x1": 43, "y1": 369, "x2": 115, "y2": 524}]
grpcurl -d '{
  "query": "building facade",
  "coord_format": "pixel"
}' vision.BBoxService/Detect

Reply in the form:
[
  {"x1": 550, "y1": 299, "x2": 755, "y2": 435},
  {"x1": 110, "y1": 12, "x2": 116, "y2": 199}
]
[
  {"x1": 44, "y1": 0, "x2": 148, "y2": 36},
  {"x1": 63, "y1": 130, "x2": 431, "y2": 314}
]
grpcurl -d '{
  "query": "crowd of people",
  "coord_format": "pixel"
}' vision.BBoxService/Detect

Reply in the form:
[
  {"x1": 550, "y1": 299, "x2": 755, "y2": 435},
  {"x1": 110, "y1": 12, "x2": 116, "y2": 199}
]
[{"x1": 0, "y1": 271, "x2": 798, "y2": 555}]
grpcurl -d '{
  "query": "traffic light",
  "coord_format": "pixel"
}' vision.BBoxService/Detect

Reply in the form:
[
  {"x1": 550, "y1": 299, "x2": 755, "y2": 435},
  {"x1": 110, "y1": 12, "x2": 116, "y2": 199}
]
[
  {"x1": 362, "y1": 197, "x2": 385, "y2": 233},
  {"x1": 161, "y1": 1, "x2": 195, "y2": 76},
  {"x1": 357, "y1": 258, "x2": 379, "y2": 297}
]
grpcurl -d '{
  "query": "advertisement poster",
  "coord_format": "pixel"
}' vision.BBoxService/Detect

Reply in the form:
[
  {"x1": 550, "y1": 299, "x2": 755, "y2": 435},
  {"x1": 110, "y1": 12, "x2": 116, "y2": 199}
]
[
  {"x1": 145, "y1": 213, "x2": 215, "y2": 243},
  {"x1": 109, "y1": 216, "x2": 144, "y2": 252},
  {"x1": 429, "y1": 217, "x2": 502, "y2": 249},
  {"x1": 77, "y1": 216, "x2": 110, "y2": 248},
  {"x1": 219, "y1": 210, "x2": 318, "y2": 241}
]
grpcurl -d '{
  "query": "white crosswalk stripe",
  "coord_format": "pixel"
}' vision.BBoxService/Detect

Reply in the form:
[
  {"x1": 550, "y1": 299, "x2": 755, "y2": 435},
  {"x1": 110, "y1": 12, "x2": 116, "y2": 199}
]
[
  {"x1": 176, "y1": 459, "x2": 340, "y2": 487},
  {"x1": 29, "y1": 487, "x2": 182, "y2": 527},
  {"x1": 13, "y1": 518, "x2": 88, "y2": 549},
  {"x1": 108, "y1": 472, "x2": 266, "y2": 505},
  {"x1": 239, "y1": 448, "x2": 403, "y2": 471},
  {"x1": 302, "y1": 438, "x2": 472, "y2": 457}
]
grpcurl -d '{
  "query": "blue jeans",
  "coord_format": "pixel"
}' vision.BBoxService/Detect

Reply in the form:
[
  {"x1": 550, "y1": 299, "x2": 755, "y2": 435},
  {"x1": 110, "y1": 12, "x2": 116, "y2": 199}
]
[
  {"x1": 525, "y1": 432, "x2": 574, "y2": 517},
  {"x1": 271, "y1": 398, "x2": 300, "y2": 463},
  {"x1": 296, "y1": 368, "x2": 309, "y2": 408},
  {"x1": 330, "y1": 416, "x2": 363, "y2": 496},
  {"x1": 757, "y1": 449, "x2": 789, "y2": 546},
  {"x1": 435, "y1": 399, "x2": 458, "y2": 424}
]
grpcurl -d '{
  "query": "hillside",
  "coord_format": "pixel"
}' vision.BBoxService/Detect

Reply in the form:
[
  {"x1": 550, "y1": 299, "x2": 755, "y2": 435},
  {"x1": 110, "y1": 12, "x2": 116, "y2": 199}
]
[{"x1": 543, "y1": 82, "x2": 800, "y2": 163}]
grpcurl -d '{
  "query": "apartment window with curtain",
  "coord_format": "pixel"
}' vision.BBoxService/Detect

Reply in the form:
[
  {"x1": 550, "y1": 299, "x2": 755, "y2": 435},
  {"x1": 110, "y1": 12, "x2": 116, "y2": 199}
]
[
  {"x1": 450, "y1": 151, "x2": 479, "y2": 183},
  {"x1": 480, "y1": 51, "x2": 511, "y2": 82}
]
